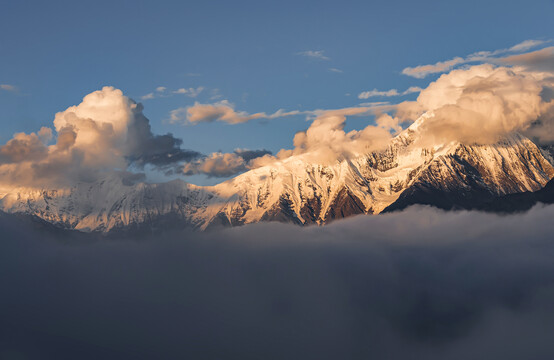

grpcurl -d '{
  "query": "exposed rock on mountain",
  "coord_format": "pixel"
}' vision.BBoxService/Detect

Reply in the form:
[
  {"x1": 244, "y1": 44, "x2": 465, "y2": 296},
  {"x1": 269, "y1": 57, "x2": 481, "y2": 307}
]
[{"x1": 2, "y1": 116, "x2": 553, "y2": 232}]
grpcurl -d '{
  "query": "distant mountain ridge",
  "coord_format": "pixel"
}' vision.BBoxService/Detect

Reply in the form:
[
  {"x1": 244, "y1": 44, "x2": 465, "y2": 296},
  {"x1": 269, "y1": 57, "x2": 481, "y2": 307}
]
[
  {"x1": 475, "y1": 177, "x2": 554, "y2": 213},
  {"x1": 1, "y1": 117, "x2": 553, "y2": 233}
]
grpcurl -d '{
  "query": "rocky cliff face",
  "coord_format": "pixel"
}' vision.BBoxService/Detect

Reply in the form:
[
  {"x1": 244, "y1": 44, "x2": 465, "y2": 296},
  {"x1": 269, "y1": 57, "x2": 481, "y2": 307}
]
[
  {"x1": 1, "y1": 119, "x2": 553, "y2": 233},
  {"x1": 204, "y1": 128, "x2": 553, "y2": 227},
  {"x1": 475, "y1": 178, "x2": 554, "y2": 213},
  {"x1": 384, "y1": 134, "x2": 554, "y2": 212}
]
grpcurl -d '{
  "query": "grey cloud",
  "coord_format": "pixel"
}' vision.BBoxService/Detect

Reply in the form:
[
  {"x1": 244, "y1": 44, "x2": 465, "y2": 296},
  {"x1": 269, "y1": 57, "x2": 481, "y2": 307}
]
[
  {"x1": 141, "y1": 86, "x2": 204, "y2": 101},
  {"x1": 182, "y1": 149, "x2": 273, "y2": 178},
  {"x1": 125, "y1": 105, "x2": 202, "y2": 169},
  {"x1": 500, "y1": 46, "x2": 554, "y2": 72},
  {"x1": 182, "y1": 152, "x2": 247, "y2": 178},
  {"x1": 358, "y1": 86, "x2": 422, "y2": 99},
  {"x1": 233, "y1": 148, "x2": 272, "y2": 162},
  {"x1": 0, "y1": 131, "x2": 49, "y2": 164},
  {"x1": 2, "y1": 205, "x2": 554, "y2": 359},
  {"x1": 0, "y1": 87, "x2": 205, "y2": 188}
]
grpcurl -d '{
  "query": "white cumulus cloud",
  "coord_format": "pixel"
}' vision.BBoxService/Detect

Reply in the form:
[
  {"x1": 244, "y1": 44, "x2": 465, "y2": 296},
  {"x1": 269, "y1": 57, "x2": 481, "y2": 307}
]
[{"x1": 0, "y1": 87, "x2": 201, "y2": 189}]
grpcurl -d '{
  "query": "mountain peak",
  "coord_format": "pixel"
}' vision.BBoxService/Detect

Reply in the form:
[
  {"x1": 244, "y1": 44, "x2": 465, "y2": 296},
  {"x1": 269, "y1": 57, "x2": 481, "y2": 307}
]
[{"x1": 1, "y1": 121, "x2": 553, "y2": 232}]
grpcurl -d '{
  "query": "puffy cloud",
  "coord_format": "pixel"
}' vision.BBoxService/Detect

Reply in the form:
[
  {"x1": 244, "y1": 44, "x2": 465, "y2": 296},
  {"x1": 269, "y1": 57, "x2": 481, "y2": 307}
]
[
  {"x1": 182, "y1": 148, "x2": 272, "y2": 178},
  {"x1": 374, "y1": 64, "x2": 553, "y2": 146},
  {"x1": 231, "y1": 103, "x2": 409, "y2": 167},
  {"x1": 2, "y1": 48, "x2": 553, "y2": 190},
  {"x1": 261, "y1": 60, "x2": 554, "y2": 167},
  {"x1": 172, "y1": 100, "x2": 302, "y2": 125},
  {"x1": 55, "y1": 126, "x2": 76, "y2": 151},
  {"x1": 296, "y1": 50, "x2": 330, "y2": 60},
  {"x1": 402, "y1": 39, "x2": 548, "y2": 78},
  {"x1": 124, "y1": 118, "x2": 202, "y2": 170},
  {"x1": 183, "y1": 152, "x2": 247, "y2": 178},
  {"x1": 0, "y1": 128, "x2": 51, "y2": 163},
  {"x1": 55, "y1": 87, "x2": 201, "y2": 169},
  {"x1": 412, "y1": 65, "x2": 553, "y2": 145},
  {"x1": 269, "y1": 107, "x2": 394, "y2": 164},
  {"x1": 358, "y1": 62, "x2": 554, "y2": 150},
  {"x1": 0, "y1": 87, "x2": 200, "y2": 189},
  {"x1": 375, "y1": 113, "x2": 402, "y2": 133},
  {"x1": 358, "y1": 86, "x2": 422, "y2": 99},
  {"x1": 53, "y1": 87, "x2": 137, "y2": 146}
]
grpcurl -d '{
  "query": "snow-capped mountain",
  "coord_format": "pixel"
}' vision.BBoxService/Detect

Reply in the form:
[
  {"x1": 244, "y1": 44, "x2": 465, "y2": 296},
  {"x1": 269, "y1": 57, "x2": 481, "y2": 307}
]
[{"x1": 2, "y1": 117, "x2": 553, "y2": 232}]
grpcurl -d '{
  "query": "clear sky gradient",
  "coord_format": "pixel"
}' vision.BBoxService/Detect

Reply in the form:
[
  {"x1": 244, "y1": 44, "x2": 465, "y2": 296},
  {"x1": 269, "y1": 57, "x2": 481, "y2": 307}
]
[{"x1": 1, "y1": 0, "x2": 553, "y2": 184}]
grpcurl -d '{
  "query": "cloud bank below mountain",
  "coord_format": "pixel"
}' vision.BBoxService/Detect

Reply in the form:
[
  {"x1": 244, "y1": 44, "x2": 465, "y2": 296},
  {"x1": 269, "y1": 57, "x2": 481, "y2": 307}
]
[{"x1": 2, "y1": 204, "x2": 554, "y2": 359}]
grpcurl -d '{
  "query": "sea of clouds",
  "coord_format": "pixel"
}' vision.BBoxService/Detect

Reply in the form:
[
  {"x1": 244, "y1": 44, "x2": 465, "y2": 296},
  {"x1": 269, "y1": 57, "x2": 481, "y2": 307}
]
[{"x1": 2, "y1": 204, "x2": 554, "y2": 359}]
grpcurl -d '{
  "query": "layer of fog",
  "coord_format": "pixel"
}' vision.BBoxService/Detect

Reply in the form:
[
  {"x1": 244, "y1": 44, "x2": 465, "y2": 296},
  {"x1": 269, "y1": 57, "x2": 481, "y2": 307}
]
[{"x1": 2, "y1": 205, "x2": 554, "y2": 359}]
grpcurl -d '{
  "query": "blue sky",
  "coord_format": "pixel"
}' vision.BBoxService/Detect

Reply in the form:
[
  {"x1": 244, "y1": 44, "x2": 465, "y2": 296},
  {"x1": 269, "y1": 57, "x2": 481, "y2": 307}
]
[{"x1": 1, "y1": 0, "x2": 553, "y2": 184}]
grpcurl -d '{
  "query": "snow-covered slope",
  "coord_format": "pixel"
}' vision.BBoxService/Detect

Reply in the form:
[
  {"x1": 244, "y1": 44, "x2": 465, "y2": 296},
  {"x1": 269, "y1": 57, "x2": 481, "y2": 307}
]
[
  {"x1": 0, "y1": 176, "x2": 224, "y2": 232},
  {"x1": 2, "y1": 117, "x2": 553, "y2": 232},
  {"x1": 206, "y1": 124, "x2": 554, "y2": 228}
]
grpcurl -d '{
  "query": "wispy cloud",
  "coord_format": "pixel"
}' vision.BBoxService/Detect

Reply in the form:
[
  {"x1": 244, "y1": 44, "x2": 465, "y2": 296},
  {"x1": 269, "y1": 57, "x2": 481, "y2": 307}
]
[
  {"x1": 401, "y1": 39, "x2": 548, "y2": 78},
  {"x1": 0, "y1": 84, "x2": 17, "y2": 92},
  {"x1": 173, "y1": 87, "x2": 204, "y2": 98},
  {"x1": 402, "y1": 58, "x2": 465, "y2": 79},
  {"x1": 509, "y1": 39, "x2": 545, "y2": 52},
  {"x1": 500, "y1": 46, "x2": 554, "y2": 72},
  {"x1": 141, "y1": 92, "x2": 156, "y2": 100},
  {"x1": 170, "y1": 99, "x2": 400, "y2": 127},
  {"x1": 328, "y1": 68, "x2": 343, "y2": 73},
  {"x1": 210, "y1": 88, "x2": 223, "y2": 100},
  {"x1": 358, "y1": 101, "x2": 391, "y2": 107},
  {"x1": 296, "y1": 50, "x2": 330, "y2": 61},
  {"x1": 358, "y1": 86, "x2": 422, "y2": 99},
  {"x1": 141, "y1": 86, "x2": 204, "y2": 101},
  {"x1": 170, "y1": 100, "x2": 302, "y2": 125}
]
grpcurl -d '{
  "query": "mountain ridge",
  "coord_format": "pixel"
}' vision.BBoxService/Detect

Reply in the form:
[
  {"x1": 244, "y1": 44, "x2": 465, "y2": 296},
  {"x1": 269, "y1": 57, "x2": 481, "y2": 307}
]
[{"x1": 2, "y1": 118, "x2": 553, "y2": 233}]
